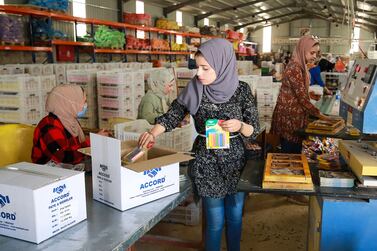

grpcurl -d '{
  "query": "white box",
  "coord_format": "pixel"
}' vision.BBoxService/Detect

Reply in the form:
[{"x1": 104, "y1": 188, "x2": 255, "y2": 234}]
[
  {"x1": 0, "y1": 162, "x2": 86, "y2": 244},
  {"x1": 90, "y1": 134, "x2": 192, "y2": 211}
]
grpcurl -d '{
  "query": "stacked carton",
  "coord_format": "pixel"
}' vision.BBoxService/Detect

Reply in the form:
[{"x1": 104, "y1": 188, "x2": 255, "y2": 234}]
[
  {"x1": 97, "y1": 70, "x2": 145, "y2": 128},
  {"x1": 0, "y1": 74, "x2": 41, "y2": 124}
]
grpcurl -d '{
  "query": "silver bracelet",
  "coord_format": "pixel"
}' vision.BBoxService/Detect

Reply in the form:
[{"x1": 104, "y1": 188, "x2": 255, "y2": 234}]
[{"x1": 239, "y1": 122, "x2": 244, "y2": 133}]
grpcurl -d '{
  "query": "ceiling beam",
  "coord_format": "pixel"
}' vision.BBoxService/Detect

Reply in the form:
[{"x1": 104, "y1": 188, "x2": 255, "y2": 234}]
[
  {"x1": 252, "y1": 15, "x2": 307, "y2": 32},
  {"x1": 313, "y1": 7, "x2": 377, "y2": 27},
  {"x1": 163, "y1": 0, "x2": 204, "y2": 17},
  {"x1": 234, "y1": 3, "x2": 298, "y2": 22},
  {"x1": 194, "y1": 0, "x2": 265, "y2": 22},
  {"x1": 235, "y1": 10, "x2": 302, "y2": 30},
  {"x1": 308, "y1": 11, "x2": 376, "y2": 32}
]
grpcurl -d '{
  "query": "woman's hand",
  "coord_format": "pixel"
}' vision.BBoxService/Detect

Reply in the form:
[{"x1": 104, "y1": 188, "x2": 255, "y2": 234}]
[
  {"x1": 318, "y1": 114, "x2": 338, "y2": 121},
  {"x1": 138, "y1": 131, "x2": 155, "y2": 149},
  {"x1": 97, "y1": 129, "x2": 111, "y2": 137},
  {"x1": 220, "y1": 119, "x2": 243, "y2": 133}
]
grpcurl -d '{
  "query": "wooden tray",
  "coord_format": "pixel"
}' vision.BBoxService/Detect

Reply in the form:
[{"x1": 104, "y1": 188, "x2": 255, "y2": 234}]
[
  {"x1": 307, "y1": 119, "x2": 344, "y2": 130},
  {"x1": 262, "y1": 153, "x2": 314, "y2": 190}
]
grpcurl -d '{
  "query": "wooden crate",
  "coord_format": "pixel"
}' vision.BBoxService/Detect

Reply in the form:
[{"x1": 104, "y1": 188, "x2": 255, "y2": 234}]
[{"x1": 263, "y1": 153, "x2": 314, "y2": 190}]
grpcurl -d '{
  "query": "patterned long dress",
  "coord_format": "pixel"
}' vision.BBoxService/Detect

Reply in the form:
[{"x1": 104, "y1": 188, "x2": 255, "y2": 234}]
[
  {"x1": 156, "y1": 81, "x2": 260, "y2": 198},
  {"x1": 271, "y1": 61, "x2": 321, "y2": 143}
]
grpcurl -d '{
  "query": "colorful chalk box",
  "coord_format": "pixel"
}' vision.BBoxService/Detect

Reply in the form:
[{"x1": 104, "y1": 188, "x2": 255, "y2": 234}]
[{"x1": 205, "y1": 119, "x2": 230, "y2": 149}]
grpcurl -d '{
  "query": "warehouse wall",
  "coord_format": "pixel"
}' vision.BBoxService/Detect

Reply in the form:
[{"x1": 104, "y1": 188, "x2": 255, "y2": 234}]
[{"x1": 251, "y1": 18, "x2": 375, "y2": 56}]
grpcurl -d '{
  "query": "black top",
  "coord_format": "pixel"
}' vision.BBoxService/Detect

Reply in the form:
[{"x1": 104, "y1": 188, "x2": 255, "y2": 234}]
[{"x1": 156, "y1": 81, "x2": 260, "y2": 198}]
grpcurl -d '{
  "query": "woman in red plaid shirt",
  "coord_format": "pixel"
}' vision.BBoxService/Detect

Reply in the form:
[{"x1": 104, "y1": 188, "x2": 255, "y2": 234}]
[{"x1": 32, "y1": 84, "x2": 107, "y2": 166}]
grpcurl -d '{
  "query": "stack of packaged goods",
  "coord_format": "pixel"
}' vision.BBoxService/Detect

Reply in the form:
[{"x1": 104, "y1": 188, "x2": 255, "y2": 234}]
[
  {"x1": 155, "y1": 18, "x2": 179, "y2": 30},
  {"x1": 23, "y1": 64, "x2": 56, "y2": 117},
  {"x1": 94, "y1": 26, "x2": 125, "y2": 49},
  {"x1": 39, "y1": 75, "x2": 56, "y2": 116},
  {"x1": 255, "y1": 76, "x2": 275, "y2": 132},
  {"x1": 0, "y1": 14, "x2": 26, "y2": 45},
  {"x1": 0, "y1": 74, "x2": 41, "y2": 124},
  {"x1": 28, "y1": 0, "x2": 69, "y2": 12},
  {"x1": 237, "y1": 61, "x2": 253, "y2": 75},
  {"x1": 123, "y1": 13, "x2": 152, "y2": 26},
  {"x1": 0, "y1": 65, "x2": 25, "y2": 75},
  {"x1": 53, "y1": 64, "x2": 67, "y2": 85},
  {"x1": 175, "y1": 67, "x2": 197, "y2": 94},
  {"x1": 97, "y1": 70, "x2": 144, "y2": 128},
  {"x1": 67, "y1": 70, "x2": 98, "y2": 129},
  {"x1": 24, "y1": 64, "x2": 54, "y2": 76}
]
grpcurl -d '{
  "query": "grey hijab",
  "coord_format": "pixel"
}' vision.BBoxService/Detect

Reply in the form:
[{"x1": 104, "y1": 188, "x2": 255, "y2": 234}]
[{"x1": 177, "y1": 38, "x2": 239, "y2": 115}]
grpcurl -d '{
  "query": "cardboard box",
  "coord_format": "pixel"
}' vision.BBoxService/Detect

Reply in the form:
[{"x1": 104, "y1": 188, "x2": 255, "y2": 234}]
[
  {"x1": 90, "y1": 134, "x2": 192, "y2": 211},
  {"x1": 0, "y1": 162, "x2": 86, "y2": 244}
]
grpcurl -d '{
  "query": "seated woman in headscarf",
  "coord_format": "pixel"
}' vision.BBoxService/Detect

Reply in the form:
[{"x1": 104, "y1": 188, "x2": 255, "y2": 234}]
[
  {"x1": 137, "y1": 69, "x2": 175, "y2": 124},
  {"x1": 32, "y1": 84, "x2": 108, "y2": 166}
]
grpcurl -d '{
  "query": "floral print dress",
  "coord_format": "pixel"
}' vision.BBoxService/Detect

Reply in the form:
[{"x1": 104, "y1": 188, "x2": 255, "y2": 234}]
[
  {"x1": 271, "y1": 61, "x2": 321, "y2": 143},
  {"x1": 156, "y1": 81, "x2": 260, "y2": 198}
]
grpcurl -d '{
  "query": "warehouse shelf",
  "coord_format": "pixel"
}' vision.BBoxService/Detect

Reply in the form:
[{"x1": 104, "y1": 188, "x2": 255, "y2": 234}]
[
  {"x1": 0, "y1": 5, "x2": 207, "y2": 39},
  {"x1": 51, "y1": 40, "x2": 94, "y2": 47},
  {"x1": 94, "y1": 48, "x2": 192, "y2": 55},
  {"x1": 0, "y1": 45, "x2": 52, "y2": 52},
  {"x1": 0, "y1": 5, "x2": 253, "y2": 62}
]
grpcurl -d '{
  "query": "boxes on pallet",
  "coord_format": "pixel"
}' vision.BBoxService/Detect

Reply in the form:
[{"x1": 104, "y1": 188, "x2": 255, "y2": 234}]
[
  {"x1": 77, "y1": 63, "x2": 88, "y2": 70},
  {"x1": 99, "y1": 106, "x2": 136, "y2": 120},
  {"x1": 98, "y1": 96, "x2": 134, "y2": 110},
  {"x1": 0, "y1": 65, "x2": 24, "y2": 75},
  {"x1": 98, "y1": 83, "x2": 133, "y2": 98},
  {"x1": 40, "y1": 75, "x2": 56, "y2": 92},
  {"x1": 237, "y1": 61, "x2": 253, "y2": 75},
  {"x1": 176, "y1": 79, "x2": 189, "y2": 88},
  {"x1": 104, "y1": 63, "x2": 120, "y2": 71},
  {"x1": 141, "y1": 62, "x2": 153, "y2": 69},
  {"x1": 258, "y1": 105, "x2": 274, "y2": 117},
  {"x1": 0, "y1": 92, "x2": 41, "y2": 109},
  {"x1": 175, "y1": 67, "x2": 197, "y2": 79},
  {"x1": 41, "y1": 65, "x2": 54, "y2": 75},
  {"x1": 163, "y1": 200, "x2": 201, "y2": 226},
  {"x1": 0, "y1": 107, "x2": 41, "y2": 124},
  {"x1": 24, "y1": 64, "x2": 42, "y2": 76},
  {"x1": 0, "y1": 75, "x2": 40, "y2": 93},
  {"x1": 53, "y1": 64, "x2": 67, "y2": 85},
  {"x1": 90, "y1": 134, "x2": 193, "y2": 211},
  {"x1": 114, "y1": 120, "x2": 193, "y2": 152},
  {"x1": 134, "y1": 81, "x2": 145, "y2": 97},
  {"x1": 0, "y1": 162, "x2": 86, "y2": 244},
  {"x1": 238, "y1": 75, "x2": 258, "y2": 96},
  {"x1": 65, "y1": 64, "x2": 78, "y2": 71},
  {"x1": 97, "y1": 71, "x2": 134, "y2": 86}
]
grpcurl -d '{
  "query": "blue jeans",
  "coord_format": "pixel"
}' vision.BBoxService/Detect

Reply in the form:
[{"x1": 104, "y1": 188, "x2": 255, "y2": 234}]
[
  {"x1": 202, "y1": 192, "x2": 245, "y2": 251},
  {"x1": 280, "y1": 137, "x2": 302, "y2": 154}
]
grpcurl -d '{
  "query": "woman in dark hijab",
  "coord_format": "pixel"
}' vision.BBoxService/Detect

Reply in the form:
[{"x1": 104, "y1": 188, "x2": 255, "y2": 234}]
[{"x1": 139, "y1": 38, "x2": 260, "y2": 251}]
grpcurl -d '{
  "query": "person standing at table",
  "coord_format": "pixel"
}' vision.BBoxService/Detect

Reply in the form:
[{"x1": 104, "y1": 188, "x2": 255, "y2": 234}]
[
  {"x1": 271, "y1": 35, "x2": 333, "y2": 154},
  {"x1": 138, "y1": 38, "x2": 260, "y2": 251}
]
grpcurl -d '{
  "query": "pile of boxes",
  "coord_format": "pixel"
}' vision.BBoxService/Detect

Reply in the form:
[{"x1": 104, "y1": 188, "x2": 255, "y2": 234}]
[
  {"x1": 237, "y1": 61, "x2": 253, "y2": 75},
  {"x1": 0, "y1": 74, "x2": 56, "y2": 124},
  {"x1": 175, "y1": 67, "x2": 197, "y2": 94},
  {"x1": 238, "y1": 75, "x2": 280, "y2": 131},
  {"x1": 97, "y1": 70, "x2": 145, "y2": 128}
]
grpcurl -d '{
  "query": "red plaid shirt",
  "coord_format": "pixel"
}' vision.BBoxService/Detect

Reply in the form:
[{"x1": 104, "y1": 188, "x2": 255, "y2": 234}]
[{"x1": 32, "y1": 113, "x2": 90, "y2": 165}]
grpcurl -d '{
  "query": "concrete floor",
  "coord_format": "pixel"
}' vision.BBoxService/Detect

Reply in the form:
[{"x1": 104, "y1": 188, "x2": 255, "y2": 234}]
[{"x1": 136, "y1": 193, "x2": 308, "y2": 251}]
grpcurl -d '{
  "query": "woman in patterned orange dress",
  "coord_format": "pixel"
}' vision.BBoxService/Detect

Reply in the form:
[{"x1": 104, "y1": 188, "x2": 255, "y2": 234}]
[{"x1": 271, "y1": 35, "x2": 333, "y2": 153}]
